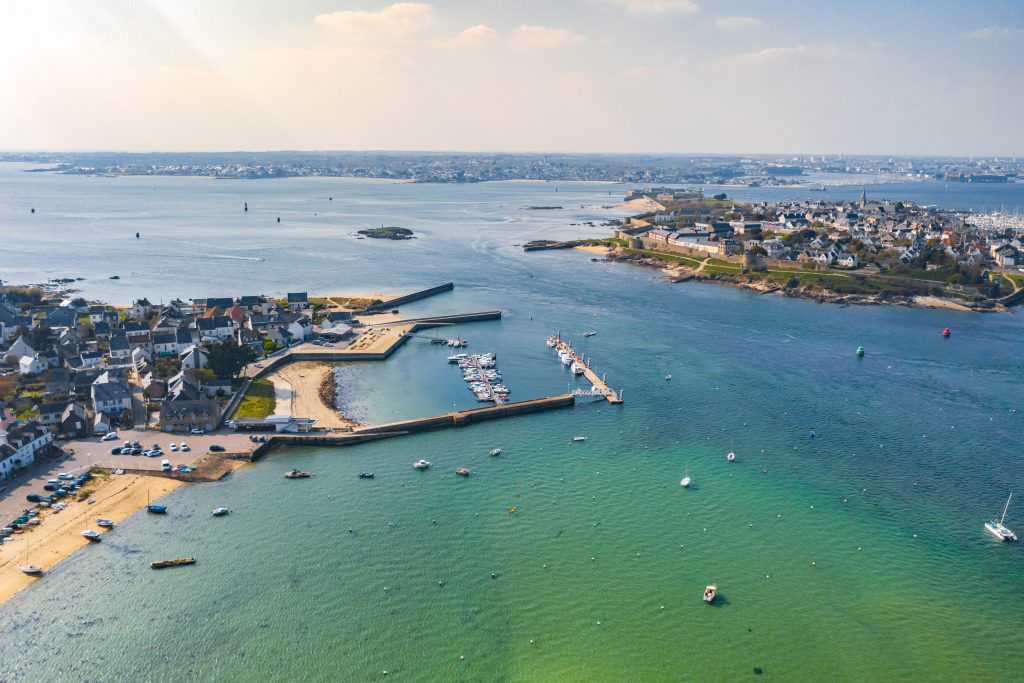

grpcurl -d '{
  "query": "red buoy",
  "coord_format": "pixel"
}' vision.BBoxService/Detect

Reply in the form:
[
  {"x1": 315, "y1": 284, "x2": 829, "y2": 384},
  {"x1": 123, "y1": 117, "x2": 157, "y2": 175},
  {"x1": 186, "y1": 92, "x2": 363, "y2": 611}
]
[{"x1": 942, "y1": 328, "x2": 951, "y2": 337}]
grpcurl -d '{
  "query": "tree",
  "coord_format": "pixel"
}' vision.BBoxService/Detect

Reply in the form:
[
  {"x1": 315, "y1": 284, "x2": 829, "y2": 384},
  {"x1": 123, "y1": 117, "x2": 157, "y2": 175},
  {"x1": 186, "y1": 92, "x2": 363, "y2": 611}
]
[{"x1": 204, "y1": 341, "x2": 256, "y2": 379}]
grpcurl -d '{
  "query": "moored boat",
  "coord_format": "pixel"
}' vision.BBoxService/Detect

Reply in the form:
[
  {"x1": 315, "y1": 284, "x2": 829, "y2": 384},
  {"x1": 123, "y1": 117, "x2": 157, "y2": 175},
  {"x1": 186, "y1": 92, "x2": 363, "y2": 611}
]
[
  {"x1": 489, "y1": 448, "x2": 502, "y2": 456},
  {"x1": 413, "y1": 459, "x2": 432, "y2": 469},
  {"x1": 147, "y1": 504, "x2": 167, "y2": 514},
  {"x1": 284, "y1": 470, "x2": 312, "y2": 479},
  {"x1": 703, "y1": 585, "x2": 717, "y2": 603},
  {"x1": 96, "y1": 519, "x2": 115, "y2": 529},
  {"x1": 151, "y1": 557, "x2": 196, "y2": 569},
  {"x1": 573, "y1": 436, "x2": 587, "y2": 442},
  {"x1": 985, "y1": 493, "x2": 1017, "y2": 542},
  {"x1": 212, "y1": 507, "x2": 230, "y2": 516},
  {"x1": 455, "y1": 467, "x2": 471, "y2": 476},
  {"x1": 80, "y1": 529, "x2": 101, "y2": 542},
  {"x1": 358, "y1": 472, "x2": 375, "y2": 479},
  {"x1": 727, "y1": 451, "x2": 736, "y2": 462}
]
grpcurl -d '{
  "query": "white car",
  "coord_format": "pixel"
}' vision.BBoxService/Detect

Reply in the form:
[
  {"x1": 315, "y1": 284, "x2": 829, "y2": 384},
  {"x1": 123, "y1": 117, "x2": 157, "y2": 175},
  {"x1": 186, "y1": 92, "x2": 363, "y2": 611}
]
[
  {"x1": 169, "y1": 443, "x2": 178, "y2": 452},
  {"x1": 57, "y1": 472, "x2": 74, "y2": 480},
  {"x1": 180, "y1": 443, "x2": 190, "y2": 452},
  {"x1": 190, "y1": 428, "x2": 205, "y2": 435},
  {"x1": 101, "y1": 432, "x2": 118, "y2": 441}
]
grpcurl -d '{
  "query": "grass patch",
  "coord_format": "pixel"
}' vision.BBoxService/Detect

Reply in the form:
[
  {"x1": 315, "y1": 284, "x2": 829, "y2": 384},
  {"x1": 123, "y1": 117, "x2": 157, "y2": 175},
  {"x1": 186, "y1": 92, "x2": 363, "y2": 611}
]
[{"x1": 232, "y1": 379, "x2": 276, "y2": 419}]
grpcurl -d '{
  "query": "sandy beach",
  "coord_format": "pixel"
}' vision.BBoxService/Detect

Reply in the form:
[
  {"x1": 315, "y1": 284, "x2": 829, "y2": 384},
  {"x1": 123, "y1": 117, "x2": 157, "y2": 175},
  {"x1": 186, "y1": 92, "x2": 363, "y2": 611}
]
[
  {"x1": 574, "y1": 244, "x2": 612, "y2": 255},
  {"x1": 0, "y1": 473, "x2": 183, "y2": 604},
  {"x1": 263, "y1": 361, "x2": 360, "y2": 430},
  {"x1": 615, "y1": 197, "x2": 665, "y2": 211}
]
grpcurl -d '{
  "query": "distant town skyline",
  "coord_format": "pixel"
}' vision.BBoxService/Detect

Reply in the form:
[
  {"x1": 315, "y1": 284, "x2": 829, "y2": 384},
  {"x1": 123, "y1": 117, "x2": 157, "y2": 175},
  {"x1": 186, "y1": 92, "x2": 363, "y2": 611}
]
[{"x1": 2, "y1": 0, "x2": 1023, "y2": 156}]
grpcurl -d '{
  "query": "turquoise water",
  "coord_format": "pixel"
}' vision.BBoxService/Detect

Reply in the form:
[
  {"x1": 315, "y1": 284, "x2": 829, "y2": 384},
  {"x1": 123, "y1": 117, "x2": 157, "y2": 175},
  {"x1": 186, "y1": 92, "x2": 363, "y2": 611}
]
[{"x1": 2, "y1": 168, "x2": 1024, "y2": 681}]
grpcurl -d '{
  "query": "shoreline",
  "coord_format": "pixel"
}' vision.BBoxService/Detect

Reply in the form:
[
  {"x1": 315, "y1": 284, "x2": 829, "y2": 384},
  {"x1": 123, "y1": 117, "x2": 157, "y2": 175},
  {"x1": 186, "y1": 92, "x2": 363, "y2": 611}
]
[
  {"x1": 0, "y1": 474, "x2": 184, "y2": 605},
  {"x1": 576, "y1": 245, "x2": 1008, "y2": 313}
]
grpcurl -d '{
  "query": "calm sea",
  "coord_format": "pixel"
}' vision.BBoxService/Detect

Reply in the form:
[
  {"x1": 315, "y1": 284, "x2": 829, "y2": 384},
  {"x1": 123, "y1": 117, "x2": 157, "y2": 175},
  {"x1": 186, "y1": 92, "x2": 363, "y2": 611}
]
[{"x1": 1, "y1": 164, "x2": 1023, "y2": 682}]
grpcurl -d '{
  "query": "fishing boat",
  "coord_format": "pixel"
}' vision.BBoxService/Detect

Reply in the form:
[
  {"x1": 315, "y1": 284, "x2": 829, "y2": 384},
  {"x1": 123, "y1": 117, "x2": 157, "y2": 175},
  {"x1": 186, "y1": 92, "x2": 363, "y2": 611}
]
[
  {"x1": 703, "y1": 585, "x2": 717, "y2": 603},
  {"x1": 489, "y1": 449, "x2": 502, "y2": 456},
  {"x1": 212, "y1": 507, "x2": 230, "y2": 516},
  {"x1": 727, "y1": 451, "x2": 736, "y2": 462},
  {"x1": 583, "y1": 330, "x2": 597, "y2": 337},
  {"x1": 573, "y1": 436, "x2": 587, "y2": 442},
  {"x1": 942, "y1": 327, "x2": 951, "y2": 337},
  {"x1": 284, "y1": 469, "x2": 312, "y2": 479},
  {"x1": 455, "y1": 467, "x2": 471, "y2": 477},
  {"x1": 358, "y1": 472, "x2": 375, "y2": 479},
  {"x1": 96, "y1": 519, "x2": 115, "y2": 529},
  {"x1": 413, "y1": 459, "x2": 432, "y2": 469},
  {"x1": 985, "y1": 493, "x2": 1018, "y2": 542},
  {"x1": 570, "y1": 362, "x2": 585, "y2": 375},
  {"x1": 81, "y1": 529, "x2": 101, "y2": 542},
  {"x1": 151, "y1": 557, "x2": 195, "y2": 569}
]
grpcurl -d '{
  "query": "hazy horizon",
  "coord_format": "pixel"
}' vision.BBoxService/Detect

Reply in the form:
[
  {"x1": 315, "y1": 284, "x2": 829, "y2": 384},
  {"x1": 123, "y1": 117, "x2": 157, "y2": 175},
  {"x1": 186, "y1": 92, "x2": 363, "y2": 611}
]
[{"x1": 2, "y1": 0, "x2": 1023, "y2": 156}]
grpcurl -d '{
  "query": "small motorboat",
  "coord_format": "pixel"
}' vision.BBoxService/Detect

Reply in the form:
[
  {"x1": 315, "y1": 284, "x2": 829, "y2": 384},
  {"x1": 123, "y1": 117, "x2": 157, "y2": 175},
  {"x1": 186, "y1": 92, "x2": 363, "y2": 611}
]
[
  {"x1": 573, "y1": 436, "x2": 587, "y2": 442},
  {"x1": 81, "y1": 530, "x2": 101, "y2": 542},
  {"x1": 20, "y1": 565, "x2": 43, "y2": 576},
  {"x1": 489, "y1": 449, "x2": 502, "y2": 457},
  {"x1": 455, "y1": 467, "x2": 471, "y2": 477},
  {"x1": 96, "y1": 519, "x2": 115, "y2": 529},
  {"x1": 358, "y1": 472, "x2": 375, "y2": 479},
  {"x1": 284, "y1": 470, "x2": 312, "y2": 479},
  {"x1": 583, "y1": 330, "x2": 597, "y2": 337},
  {"x1": 665, "y1": 374, "x2": 672, "y2": 380},
  {"x1": 151, "y1": 557, "x2": 195, "y2": 569},
  {"x1": 942, "y1": 327, "x2": 951, "y2": 337},
  {"x1": 703, "y1": 585, "x2": 717, "y2": 603},
  {"x1": 855, "y1": 346, "x2": 865, "y2": 357},
  {"x1": 680, "y1": 476, "x2": 691, "y2": 488},
  {"x1": 147, "y1": 505, "x2": 167, "y2": 514},
  {"x1": 727, "y1": 452, "x2": 736, "y2": 462},
  {"x1": 212, "y1": 507, "x2": 230, "y2": 516},
  {"x1": 413, "y1": 459, "x2": 432, "y2": 470}
]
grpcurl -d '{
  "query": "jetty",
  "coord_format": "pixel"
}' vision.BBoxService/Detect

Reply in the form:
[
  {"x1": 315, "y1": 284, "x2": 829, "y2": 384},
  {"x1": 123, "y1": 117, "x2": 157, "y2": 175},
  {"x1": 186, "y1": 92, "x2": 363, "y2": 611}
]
[
  {"x1": 364, "y1": 282, "x2": 455, "y2": 311},
  {"x1": 248, "y1": 394, "x2": 575, "y2": 459},
  {"x1": 548, "y1": 333, "x2": 623, "y2": 404}
]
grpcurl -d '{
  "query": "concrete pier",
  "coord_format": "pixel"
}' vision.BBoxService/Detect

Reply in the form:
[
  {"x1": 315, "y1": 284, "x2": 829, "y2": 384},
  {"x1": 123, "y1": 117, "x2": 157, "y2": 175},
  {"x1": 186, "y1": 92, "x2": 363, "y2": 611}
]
[
  {"x1": 550, "y1": 335, "x2": 623, "y2": 404},
  {"x1": 365, "y1": 282, "x2": 455, "y2": 311}
]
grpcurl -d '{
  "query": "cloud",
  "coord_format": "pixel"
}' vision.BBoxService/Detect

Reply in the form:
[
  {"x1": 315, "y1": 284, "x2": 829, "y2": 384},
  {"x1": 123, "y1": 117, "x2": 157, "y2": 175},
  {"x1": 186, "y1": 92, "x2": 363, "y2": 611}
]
[
  {"x1": 446, "y1": 24, "x2": 499, "y2": 48},
  {"x1": 726, "y1": 44, "x2": 843, "y2": 64},
  {"x1": 961, "y1": 25, "x2": 1024, "y2": 40},
  {"x1": 606, "y1": 0, "x2": 700, "y2": 14},
  {"x1": 509, "y1": 25, "x2": 585, "y2": 49},
  {"x1": 314, "y1": 2, "x2": 433, "y2": 38},
  {"x1": 712, "y1": 16, "x2": 764, "y2": 30}
]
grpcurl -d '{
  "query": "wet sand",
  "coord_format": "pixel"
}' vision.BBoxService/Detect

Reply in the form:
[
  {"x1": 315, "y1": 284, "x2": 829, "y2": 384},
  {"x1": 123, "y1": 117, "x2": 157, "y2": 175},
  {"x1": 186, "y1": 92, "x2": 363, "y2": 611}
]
[{"x1": 263, "y1": 362, "x2": 360, "y2": 430}]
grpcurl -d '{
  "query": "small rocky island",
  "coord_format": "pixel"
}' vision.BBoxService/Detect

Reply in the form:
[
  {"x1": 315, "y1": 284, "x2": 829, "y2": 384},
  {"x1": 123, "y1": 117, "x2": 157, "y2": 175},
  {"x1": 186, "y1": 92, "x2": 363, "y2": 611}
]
[{"x1": 357, "y1": 226, "x2": 415, "y2": 240}]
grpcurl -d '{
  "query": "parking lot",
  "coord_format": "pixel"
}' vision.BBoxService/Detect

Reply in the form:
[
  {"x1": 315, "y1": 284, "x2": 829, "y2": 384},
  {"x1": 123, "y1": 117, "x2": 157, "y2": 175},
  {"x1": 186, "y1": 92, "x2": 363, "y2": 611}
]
[{"x1": 0, "y1": 428, "x2": 254, "y2": 520}]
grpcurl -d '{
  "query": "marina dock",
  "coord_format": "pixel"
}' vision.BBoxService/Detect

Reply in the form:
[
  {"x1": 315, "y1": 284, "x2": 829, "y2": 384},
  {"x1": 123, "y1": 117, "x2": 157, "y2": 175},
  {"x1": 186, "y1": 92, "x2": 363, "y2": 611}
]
[{"x1": 547, "y1": 334, "x2": 623, "y2": 404}]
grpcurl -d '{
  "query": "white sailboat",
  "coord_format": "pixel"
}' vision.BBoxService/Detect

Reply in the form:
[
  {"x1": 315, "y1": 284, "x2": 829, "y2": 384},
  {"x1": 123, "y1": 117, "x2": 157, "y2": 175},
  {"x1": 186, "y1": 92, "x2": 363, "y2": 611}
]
[
  {"x1": 985, "y1": 493, "x2": 1018, "y2": 542},
  {"x1": 680, "y1": 467, "x2": 691, "y2": 488},
  {"x1": 20, "y1": 540, "x2": 43, "y2": 576}
]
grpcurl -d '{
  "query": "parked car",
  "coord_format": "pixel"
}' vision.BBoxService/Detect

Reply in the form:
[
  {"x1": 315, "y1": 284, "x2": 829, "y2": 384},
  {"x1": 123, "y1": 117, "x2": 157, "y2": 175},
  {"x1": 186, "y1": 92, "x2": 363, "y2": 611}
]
[
  {"x1": 169, "y1": 443, "x2": 178, "y2": 452},
  {"x1": 209, "y1": 444, "x2": 225, "y2": 452},
  {"x1": 27, "y1": 494, "x2": 44, "y2": 503},
  {"x1": 111, "y1": 447, "x2": 123, "y2": 455},
  {"x1": 58, "y1": 473, "x2": 74, "y2": 480},
  {"x1": 101, "y1": 432, "x2": 118, "y2": 441},
  {"x1": 180, "y1": 443, "x2": 190, "y2": 452},
  {"x1": 46, "y1": 479, "x2": 61, "y2": 486},
  {"x1": 190, "y1": 428, "x2": 206, "y2": 435},
  {"x1": 161, "y1": 459, "x2": 171, "y2": 472},
  {"x1": 79, "y1": 472, "x2": 93, "y2": 481}
]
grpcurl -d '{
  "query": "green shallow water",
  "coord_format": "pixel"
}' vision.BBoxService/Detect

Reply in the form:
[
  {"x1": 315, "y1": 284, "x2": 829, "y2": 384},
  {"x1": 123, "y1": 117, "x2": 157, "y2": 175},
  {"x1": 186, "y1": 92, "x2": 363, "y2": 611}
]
[{"x1": 2, "y1": 172, "x2": 1024, "y2": 681}]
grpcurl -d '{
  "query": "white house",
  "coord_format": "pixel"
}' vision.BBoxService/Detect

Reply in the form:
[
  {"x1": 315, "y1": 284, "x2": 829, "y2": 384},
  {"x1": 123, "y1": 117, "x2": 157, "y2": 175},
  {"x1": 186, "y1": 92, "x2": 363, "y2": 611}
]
[
  {"x1": 4, "y1": 335, "x2": 36, "y2": 364},
  {"x1": 180, "y1": 344, "x2": 208, "y2": 370},
  {"x1": 18, "y1": 354, "x2": 48, "y2": 376},
  {"x1": 91, "y1": 376, "x2": 133, "y2": 417},
  {"x1": 109, "y1": 335, "x2": 131, "y2": 361},
  {"x1": 0, "y1": 423, "x2": 53, "y2": 480},
  {"x1": 288, "y1": 316, "x2": 313, "y2": 342},
  {"x1": 196, "y1": 316, "x2": 234, "y2": 341}
]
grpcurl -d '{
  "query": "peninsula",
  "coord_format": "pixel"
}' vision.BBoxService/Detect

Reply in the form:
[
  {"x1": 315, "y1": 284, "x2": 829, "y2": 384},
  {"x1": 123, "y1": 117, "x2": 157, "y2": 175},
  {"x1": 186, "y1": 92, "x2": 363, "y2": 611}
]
[{"x1": 543, "y1": 187, "x2": 1024, "y2": 312}]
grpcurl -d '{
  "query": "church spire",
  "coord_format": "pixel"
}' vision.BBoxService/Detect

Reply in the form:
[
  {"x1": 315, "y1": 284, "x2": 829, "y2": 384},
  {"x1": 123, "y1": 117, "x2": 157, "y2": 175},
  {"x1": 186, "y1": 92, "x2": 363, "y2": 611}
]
[{"x1": 859, "y1": 187, "x2": 867, "y2": 209}]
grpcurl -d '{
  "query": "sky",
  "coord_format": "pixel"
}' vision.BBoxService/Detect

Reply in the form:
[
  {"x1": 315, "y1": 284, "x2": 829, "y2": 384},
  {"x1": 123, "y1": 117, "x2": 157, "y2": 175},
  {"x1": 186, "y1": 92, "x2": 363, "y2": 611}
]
[{"x1": 1, "y1": 0, "x2": 1022, "y2": 156}]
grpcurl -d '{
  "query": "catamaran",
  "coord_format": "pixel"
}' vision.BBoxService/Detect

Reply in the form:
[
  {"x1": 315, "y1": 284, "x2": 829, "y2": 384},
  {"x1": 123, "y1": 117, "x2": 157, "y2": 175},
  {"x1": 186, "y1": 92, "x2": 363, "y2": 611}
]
[{"x1": 985, "y1": 493, "x2": 1018, "y2": 542}]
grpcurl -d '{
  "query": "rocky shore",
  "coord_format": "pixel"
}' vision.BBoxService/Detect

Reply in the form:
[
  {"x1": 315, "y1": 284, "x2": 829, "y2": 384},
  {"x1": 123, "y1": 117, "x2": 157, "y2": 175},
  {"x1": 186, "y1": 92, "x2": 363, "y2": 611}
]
[{"x1": 588, "y1": 247, "x2": 1005, "y2": 312}]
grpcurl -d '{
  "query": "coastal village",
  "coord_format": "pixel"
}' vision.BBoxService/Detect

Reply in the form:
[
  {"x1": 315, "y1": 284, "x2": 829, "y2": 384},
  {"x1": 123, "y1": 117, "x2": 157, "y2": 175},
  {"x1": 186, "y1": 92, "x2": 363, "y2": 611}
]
[{"x1": 592, "y1": 187, "x2": 1024, "y2": 309}]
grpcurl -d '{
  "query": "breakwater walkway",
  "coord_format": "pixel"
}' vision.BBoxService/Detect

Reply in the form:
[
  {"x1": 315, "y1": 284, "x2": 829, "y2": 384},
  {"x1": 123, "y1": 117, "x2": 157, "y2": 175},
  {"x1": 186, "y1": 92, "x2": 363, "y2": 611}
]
[
  {"x1": 365, "y1": 282, "x2": 455, "y2": 311},
  {"x1": 248, "y1": 394, "x2": 575, "y2": 459},
  {"x1": 549, "y1": 334, "x2": 623, "y2": 404}
]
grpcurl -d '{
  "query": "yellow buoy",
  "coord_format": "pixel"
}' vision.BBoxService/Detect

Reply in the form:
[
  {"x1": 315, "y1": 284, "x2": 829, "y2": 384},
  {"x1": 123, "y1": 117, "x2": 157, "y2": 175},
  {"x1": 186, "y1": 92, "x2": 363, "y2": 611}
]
[{"x1": 508, "y1": 507, "x2": 517, "y2": 513}]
